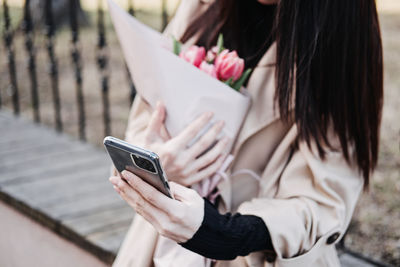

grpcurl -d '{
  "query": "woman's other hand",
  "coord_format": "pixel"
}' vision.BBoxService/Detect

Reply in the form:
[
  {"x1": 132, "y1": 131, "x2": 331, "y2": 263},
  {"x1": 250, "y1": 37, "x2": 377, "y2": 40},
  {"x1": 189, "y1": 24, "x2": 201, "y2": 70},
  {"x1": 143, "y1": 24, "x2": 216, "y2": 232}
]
[
  {"x1": 110, "y1": 170, "x2": 204, "y2": 243},
  {"x1": 142, "y1": 101, "x2": 230, "y2": 186}
]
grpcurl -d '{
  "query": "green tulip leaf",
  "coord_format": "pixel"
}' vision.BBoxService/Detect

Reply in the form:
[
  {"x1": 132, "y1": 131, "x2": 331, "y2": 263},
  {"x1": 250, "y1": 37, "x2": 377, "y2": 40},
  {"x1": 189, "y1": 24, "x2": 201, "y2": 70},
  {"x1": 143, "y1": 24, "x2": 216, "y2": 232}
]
[
  {"x1": 232, "y1": 68, "x2": 252, "y2": 91},
  {"x1": 217, "y1": 33, "x2": 224, "y2": 53},
  {"x1": 172, "y1": 36, "x2": 181, "y2": 55},
  {"x1": 224, "y1": 78, "x2": 233, "y2": 87}
]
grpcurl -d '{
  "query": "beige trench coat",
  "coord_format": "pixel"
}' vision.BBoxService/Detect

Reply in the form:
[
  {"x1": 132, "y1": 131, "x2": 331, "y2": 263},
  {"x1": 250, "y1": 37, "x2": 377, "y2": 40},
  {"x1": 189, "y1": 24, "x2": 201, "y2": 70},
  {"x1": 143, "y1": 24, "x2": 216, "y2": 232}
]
[{"x1": 113, "y1": 0, "x2": 364, "y2": 266}]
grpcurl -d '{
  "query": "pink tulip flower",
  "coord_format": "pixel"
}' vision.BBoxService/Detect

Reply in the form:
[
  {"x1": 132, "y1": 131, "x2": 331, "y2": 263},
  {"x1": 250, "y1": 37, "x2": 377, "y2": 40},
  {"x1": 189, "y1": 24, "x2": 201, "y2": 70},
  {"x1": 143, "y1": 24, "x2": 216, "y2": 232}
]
[
  {"x1": 199, "y1": 61, "x2": 218, "y2": 78},
  {"x1": 215, "y1": 50, "x2": 244, "y2": 81},
  {"x1": 205, "y1": 46, "x2": 219, "y2": 63},
  {"x1": 179, "y1": 45, "x2": 206, "y2": 67}
]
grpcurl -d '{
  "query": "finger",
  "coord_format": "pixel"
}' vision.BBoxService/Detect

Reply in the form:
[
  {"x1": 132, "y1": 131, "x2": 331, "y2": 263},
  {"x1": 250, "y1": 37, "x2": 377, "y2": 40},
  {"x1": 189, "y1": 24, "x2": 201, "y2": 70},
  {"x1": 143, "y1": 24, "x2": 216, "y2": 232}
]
[
  {"x1": 115, "y1": 179, "x2": 166, "y2": 230},
  {"x1": 160, "y1": 123, "x2": 171, "y2": 141},
  {"x1": 111, "y1": 175, "x2": 163, "y2": 217},
  {"x1": 169, "y1": 182, "x2": 199, "y2": 202},
  {"x1": 187, "y1": 120, "x2": 225, "y2": 159},
  {"x1": 146, "y1": 101, "x2": 166, "y2": 139},
  {"x1": 115, "y1": 175, "x2": 189, "y2": 242},
  {"x1": 109, "y1": 175, "x2": 122, "y2": 186},
  {"x1": 153, "y1": 102, "x2": 171, "y2": 142},
  {"x1": 173, "y1": 112, "x2": 214, "y2": 148},
  {"x1": 184, "y1": 153, "x2": 227, "y2": 186},
  {"x1": 113, "y1": 185, "x2": 121, "y2": 194},
  {"x1": 121, "y1": 170, "x2": 178, "y2": 213},
  {"x1": 185, "y1": 137, "x2": 230, "y2": 176}
]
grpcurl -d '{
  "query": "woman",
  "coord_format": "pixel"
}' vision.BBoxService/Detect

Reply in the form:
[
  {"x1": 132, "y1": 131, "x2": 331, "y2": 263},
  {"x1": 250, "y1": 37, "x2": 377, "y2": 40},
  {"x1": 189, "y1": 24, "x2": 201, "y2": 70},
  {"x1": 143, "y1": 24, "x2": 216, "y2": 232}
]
[{"x1": 109, "y1": 0, "x2": 383, "y2": 266}]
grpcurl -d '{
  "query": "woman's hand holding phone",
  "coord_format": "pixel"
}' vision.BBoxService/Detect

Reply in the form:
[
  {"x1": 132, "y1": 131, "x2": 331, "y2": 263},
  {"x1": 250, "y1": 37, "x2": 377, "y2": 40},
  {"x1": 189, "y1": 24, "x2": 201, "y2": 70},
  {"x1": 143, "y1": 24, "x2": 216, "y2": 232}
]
[
  {"x1": 108, "y1": 101, "x2": 229, "y2": 242},
  {"x1": 110, "y1": 170, "x2": 204, "y2": 243},
  {"x1": 142, "y1": 101, "x2": 230, "y2": 187}
]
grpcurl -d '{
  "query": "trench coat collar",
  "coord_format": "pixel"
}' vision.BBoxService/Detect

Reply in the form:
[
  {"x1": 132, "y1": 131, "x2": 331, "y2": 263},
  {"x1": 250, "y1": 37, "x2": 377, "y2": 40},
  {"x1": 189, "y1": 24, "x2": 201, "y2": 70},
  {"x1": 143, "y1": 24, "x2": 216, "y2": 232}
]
[
  {"x1": 217, "y1": 43, "x2": 280, "y2": 212},
  {"x1": 232, "y1": 42, "x2": 279, "y2": 155}
]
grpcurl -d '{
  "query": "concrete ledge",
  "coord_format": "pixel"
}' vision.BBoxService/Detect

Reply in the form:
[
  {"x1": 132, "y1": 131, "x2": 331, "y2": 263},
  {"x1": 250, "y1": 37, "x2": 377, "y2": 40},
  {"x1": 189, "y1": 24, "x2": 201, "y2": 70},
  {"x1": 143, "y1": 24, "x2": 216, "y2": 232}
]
[
  {"x1": 0, "y1": 201, "x2": 109, "y2": 267},
  {"x1": 0, "y1": 111, "x2": 134, "y2": 265}
]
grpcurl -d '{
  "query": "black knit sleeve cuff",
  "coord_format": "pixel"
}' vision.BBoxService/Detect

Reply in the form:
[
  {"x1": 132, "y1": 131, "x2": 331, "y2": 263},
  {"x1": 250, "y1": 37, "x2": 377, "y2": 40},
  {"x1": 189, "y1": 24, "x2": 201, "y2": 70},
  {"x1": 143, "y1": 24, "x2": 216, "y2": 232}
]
[{"x1": 179, "y1": 198, "x2": 274, "y2": 260}]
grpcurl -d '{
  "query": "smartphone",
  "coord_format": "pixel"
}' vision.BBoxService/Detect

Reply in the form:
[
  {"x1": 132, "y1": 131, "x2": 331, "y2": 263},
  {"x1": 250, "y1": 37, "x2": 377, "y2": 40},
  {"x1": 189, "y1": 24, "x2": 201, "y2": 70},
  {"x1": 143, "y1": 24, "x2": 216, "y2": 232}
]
[{"x1": 103, "y1": 136, "x2": 172, "y2": 198}]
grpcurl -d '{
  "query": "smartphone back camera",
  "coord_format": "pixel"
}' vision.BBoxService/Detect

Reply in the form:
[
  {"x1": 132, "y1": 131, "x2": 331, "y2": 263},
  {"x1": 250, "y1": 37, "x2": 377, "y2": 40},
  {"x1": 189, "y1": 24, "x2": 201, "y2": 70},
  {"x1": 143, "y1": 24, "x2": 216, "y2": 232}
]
[{"x1": 131, "y1": 154, "x2": 157, "y2": 173}]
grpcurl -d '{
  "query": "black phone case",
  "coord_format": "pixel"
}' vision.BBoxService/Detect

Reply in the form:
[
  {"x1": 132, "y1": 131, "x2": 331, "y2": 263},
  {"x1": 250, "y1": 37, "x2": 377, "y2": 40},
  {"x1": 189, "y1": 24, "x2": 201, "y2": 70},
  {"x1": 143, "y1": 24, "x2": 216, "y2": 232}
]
[{"x1": 103, "y1": 136, "x2": 172, "y2": 198}]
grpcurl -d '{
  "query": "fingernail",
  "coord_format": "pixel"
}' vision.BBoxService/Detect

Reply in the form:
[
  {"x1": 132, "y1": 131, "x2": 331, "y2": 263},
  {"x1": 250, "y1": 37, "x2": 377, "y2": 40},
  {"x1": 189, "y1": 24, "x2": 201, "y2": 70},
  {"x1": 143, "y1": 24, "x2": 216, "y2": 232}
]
[
  {"x1": 121, "y1": 170, "x2": 133, "y2": 180},
  {"x1": 113, "y1": 185, "x2": 121, "y2": 193},
  {"x1": 109, "y1": 176, "x2": 118, "y2": 185},
  {"x1": 204, "y1": 111, "x2": 213, "y2": 119},
  {"x1": 156, "y1": 103, "x2": 162, "y2": 113},
  {"x1": 217, "y1": 120, "x2": 225, "y2": 128}
]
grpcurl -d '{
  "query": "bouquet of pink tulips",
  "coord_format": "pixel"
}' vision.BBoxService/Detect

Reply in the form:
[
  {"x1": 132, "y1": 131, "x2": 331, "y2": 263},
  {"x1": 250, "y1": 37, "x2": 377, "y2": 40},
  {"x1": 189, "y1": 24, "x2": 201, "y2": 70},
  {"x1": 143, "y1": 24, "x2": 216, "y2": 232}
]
[{"x1": 173, "y1": 34, "x2": 252, "y2": 91}]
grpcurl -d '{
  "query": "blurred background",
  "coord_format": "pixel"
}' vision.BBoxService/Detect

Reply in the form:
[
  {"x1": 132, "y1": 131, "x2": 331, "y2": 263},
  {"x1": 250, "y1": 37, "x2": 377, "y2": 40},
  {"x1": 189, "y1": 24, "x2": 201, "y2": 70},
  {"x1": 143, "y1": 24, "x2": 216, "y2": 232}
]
[{"x1": 0, "y1": 0, "x2": 399, "y2": 266}]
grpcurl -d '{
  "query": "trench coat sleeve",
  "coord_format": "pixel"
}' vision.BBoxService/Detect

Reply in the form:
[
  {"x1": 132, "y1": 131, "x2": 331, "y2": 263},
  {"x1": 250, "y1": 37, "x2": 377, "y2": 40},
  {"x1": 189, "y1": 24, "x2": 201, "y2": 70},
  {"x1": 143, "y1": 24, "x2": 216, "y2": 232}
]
[
  {"x1": 237, "y1": 135, "x2": 364, "y2": 264},
  {"x1": 124, "y1": 95, "x2": 152, "y2": 146}
]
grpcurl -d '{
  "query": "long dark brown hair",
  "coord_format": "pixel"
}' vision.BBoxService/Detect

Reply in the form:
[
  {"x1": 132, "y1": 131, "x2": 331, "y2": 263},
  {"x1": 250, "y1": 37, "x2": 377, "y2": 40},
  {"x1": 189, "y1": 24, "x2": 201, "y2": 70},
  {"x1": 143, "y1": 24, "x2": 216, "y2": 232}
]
[{"x1": 181, "y1": 0, "x2": 383, "y2": 188}]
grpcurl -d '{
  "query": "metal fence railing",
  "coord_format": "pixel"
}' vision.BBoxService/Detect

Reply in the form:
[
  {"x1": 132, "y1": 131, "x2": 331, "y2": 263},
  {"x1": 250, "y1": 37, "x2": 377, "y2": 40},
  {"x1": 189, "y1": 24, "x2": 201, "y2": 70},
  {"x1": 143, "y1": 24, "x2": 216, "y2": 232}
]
[{"x1": 1, "y1": 0, "x2": 169, "y2": 141}]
